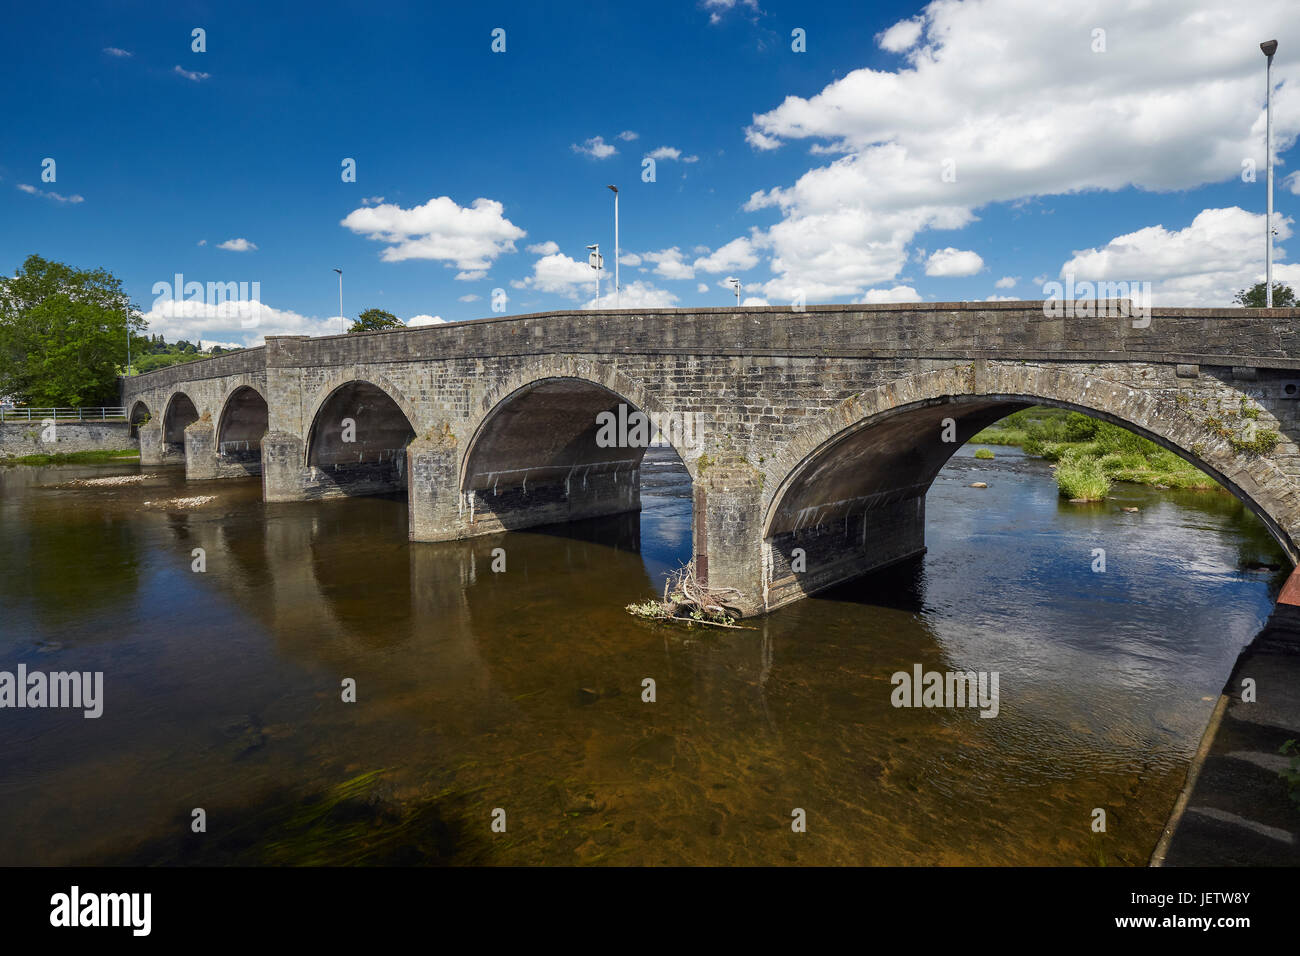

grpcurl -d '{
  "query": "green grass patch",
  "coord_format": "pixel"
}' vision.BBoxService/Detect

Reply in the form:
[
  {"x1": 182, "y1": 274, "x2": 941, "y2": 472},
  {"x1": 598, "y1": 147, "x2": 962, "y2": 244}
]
[
  {"x1": 1056, "y1": 455, "x2": 1111, "y2": 501},
  {"x1": 969, "y1": 427, "x2": 1027, "y2": 446},
  {"x1": 972, "y1": 406, "x2": 1228, "y2": 496},
  {"x1": 1, "y1": 449, "x2": 140, "y2": 466},
  {"x1": 973, "y1": 448, "x2": 995, "y2": 459}
]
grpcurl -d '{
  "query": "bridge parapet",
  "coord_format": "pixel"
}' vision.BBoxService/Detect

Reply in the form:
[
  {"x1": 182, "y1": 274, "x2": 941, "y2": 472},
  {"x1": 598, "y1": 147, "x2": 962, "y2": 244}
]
[{"x1": 125, "y1": 304, "x2": 1300, "y2": 371}]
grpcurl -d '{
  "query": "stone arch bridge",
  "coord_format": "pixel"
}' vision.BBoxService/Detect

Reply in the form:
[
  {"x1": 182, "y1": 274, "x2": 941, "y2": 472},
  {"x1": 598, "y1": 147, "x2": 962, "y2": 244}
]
[{"x1": 122, "y1": 302, "x2": 1300, "y2": 615}]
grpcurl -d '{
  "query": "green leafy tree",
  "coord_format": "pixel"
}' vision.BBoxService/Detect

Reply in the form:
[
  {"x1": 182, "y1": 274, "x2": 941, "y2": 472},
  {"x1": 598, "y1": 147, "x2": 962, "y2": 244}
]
[
  {"x1": 348, "y1": 308, "x2": 404, "y2": 333},
  {"x1": 1234, "y1": 281, "x2": 1297, "y2": 308},
  {"x1": 0, "y1": 254, "x2": 145, "y2": 406}
]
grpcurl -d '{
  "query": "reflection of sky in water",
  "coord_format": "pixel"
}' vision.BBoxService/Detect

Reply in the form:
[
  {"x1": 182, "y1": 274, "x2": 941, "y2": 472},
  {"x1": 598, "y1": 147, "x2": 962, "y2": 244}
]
[{"x1": 636, "y1": 447, "x2": 693, "y2": 585}]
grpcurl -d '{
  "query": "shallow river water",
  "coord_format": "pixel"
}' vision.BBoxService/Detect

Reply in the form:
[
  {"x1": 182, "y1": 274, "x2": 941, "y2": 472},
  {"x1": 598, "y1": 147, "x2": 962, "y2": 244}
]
[{"x1": 0, "y1": 443, "x2": 1287, "y2": 865}]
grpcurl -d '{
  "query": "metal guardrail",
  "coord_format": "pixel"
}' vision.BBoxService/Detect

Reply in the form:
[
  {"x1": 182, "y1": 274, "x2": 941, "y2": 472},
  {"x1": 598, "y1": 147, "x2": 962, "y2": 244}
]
[{"x1": 0, "y1": 407, "x2": 128, "y2": 422}]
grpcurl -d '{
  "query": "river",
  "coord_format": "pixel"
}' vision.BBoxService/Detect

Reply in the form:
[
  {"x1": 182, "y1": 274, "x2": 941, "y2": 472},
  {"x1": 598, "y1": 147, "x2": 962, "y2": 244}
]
[{"x1": 0, "y1": 443, "x2": 1287, "y2": 865}]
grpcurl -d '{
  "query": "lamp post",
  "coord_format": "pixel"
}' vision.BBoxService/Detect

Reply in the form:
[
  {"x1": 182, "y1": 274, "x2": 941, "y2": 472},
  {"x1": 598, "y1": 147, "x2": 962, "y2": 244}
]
[
  {"x1": 726, "y1": 276, "x2": 741, "y2": 305},
  {"x1": 587, "y1": 243, "x2": 602, "y2": 304},
  {"x1": 607, "y1": 185, "x2": 619, "y2": 308},
  {"x1": 1261, "y1": 39, "x2": 1279, "y2": 307},
  {"x1": 333, "y1": 268, "x2": 344, "y2": 332}
]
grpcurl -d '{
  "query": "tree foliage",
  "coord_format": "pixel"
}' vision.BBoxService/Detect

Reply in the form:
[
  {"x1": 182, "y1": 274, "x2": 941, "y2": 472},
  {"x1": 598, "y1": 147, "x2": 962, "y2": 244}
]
[
  {"x1": 348, "y1": 308, "x2": 403, "y2": 333},
  {"x1": 0, "y1": 254, "x2": 145, "y2": 406},
  {"x1": 1234, "y1": 281, "x2": 1297, "y2": 308}
]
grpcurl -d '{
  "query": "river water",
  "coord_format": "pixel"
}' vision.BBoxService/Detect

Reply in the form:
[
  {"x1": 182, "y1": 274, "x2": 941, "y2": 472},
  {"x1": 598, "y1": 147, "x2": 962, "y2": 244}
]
[{"x1": 0, "y1": 443, "x2": 1287, "y2": 865}]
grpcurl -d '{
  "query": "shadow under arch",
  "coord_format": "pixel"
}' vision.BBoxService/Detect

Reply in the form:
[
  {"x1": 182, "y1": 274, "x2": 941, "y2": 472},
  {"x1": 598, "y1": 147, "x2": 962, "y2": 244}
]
[
  {"x1": 162, "y1": 392, "x2": 199, "y2": 459},
  {"x1": 216, "y1": 385, "x2": 269, "y2": 473},
  {"x1": 458, "y1": 374, "x2": 693, "y2": 536},
  {"x1": 304, "y1": 379, "x2": 416, "y2": 497},
  {"x1": 128, "y1": 400, "x2": 151, "y2": 439}
]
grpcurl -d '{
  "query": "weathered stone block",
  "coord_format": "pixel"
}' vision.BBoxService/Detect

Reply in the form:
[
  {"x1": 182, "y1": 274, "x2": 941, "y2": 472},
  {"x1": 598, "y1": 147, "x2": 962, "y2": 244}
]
[
  {"x1": 408, "y1": 430, "x2": 463, "y2": 542},
  {"x1": 261, "y1": 431, "x2": 307, "y2": 502},
  {"x1": 184, "y1": 419, "x2": 218, "y2": 480},
  {"x1": 693, "y1": 455, "x2": 764, "y2": 616}
]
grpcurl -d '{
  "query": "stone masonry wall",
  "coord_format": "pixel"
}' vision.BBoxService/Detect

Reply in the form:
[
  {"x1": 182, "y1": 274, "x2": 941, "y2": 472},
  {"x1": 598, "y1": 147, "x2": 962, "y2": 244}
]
[
  {"x1": 118, "y1": 304, "x2": 1300, "y2": 613},
  {"x1": 0, "y1": 422, "x2": 135, "y2": 458}
]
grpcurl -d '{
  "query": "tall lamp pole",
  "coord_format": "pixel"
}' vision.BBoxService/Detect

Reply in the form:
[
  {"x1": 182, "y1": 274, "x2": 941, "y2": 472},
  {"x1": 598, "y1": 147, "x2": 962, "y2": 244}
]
[
  {"x1": 1262, "y1": 40, "x2": 1278, "y2": 307},
  {"x1": 333, "y1": 268, "x2": 344, "y2": 332},
  {"x1": 607, "y1": 185, "x2": 619, "y2": 308}
]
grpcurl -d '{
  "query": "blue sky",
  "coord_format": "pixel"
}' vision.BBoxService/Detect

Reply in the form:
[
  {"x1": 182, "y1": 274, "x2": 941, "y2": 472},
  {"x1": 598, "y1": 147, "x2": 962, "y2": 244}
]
[{"x1": 2, "y1": 0, "x2": 1297, "y2": 347}]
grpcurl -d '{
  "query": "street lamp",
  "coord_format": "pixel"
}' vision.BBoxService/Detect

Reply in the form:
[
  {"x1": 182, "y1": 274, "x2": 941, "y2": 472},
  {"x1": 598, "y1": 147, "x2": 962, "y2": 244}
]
[
  {"x1": 1261, "y1": 39, "x2": 1279, "y2": 307},
  {"x1": 726, "y1": 276, "x2": 741, "y2": 305},
  {"x1": 587, "y1": 244, "x2": 602, "y2": 304},
  {"x1": 607, "y1": 185, "x2": 619, "y2": 308},
  {"x1": 333, "y1": 268, "x2": 343, "y2": 332}
]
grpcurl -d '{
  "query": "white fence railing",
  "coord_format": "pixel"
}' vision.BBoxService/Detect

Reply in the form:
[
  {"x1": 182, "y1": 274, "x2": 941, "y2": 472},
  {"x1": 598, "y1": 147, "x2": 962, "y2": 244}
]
[{"x1": 0, "y1": 407, "x2": 128, "y2": 422}]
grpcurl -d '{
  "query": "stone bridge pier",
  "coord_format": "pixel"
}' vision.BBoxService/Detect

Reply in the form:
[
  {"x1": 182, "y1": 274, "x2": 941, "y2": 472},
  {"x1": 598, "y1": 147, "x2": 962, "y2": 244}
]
[{"x1": 122, "y1": 303, "x2": 1300, "y2": 617}]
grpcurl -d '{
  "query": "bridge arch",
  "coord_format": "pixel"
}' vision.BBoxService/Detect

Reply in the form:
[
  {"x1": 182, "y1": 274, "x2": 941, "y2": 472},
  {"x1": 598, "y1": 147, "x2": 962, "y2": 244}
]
[
  {"x1": 463, "y1": 357, "x2": 689, "y2": 484},
  {"x1": 216, "y1": 384, "x2": 269, "y2": 471},
  {"x1": 761, "y1": 363, "x2": 1300, "y2": 608},
  {"x1": 162, "y1": 391, "x2": 200, "y2": 458},
  {"x1": 128, "y1": 400, "x2": 151, "y2": 438},
  {"x1": 304, "y1": 377, "x2": 417, "y2": 496},
  {"x1": 458, "y1": 360, "x2": 690, "y2": 534}
]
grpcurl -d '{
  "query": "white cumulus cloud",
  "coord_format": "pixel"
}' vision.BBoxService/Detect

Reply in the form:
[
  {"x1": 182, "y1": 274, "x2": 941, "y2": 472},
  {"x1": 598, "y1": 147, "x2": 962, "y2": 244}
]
[
  {"x1": 142, "y1": 298, "x2": 334, "y2": 348},
  {"x1": 1058, "y1": 205, "x2": 1300, "y2": 306},
  {"x1": 572, "y1": 136, "x2": 617, "y2": 159},
  {"x1": 645, "y1": 146, "x2": 699, "y2": 163},
  {"x1": 641, "y1": 247, "x2": 695, "y2": 280},
  {"x1": 925, "y1": 248, "x2": 984, "y2": 277},
  {"x1": 876, "y1": 18, "x2": 923, "y2": 53},
  {"x1": 855, "y1": 285, "x2": 923, "y2": 304},
  {"x1": 584, "y1": 279, "x2": 677, "y2": 309},
  {"x1": 694, "y1": 236, "x2": 760, "y2": 274},
  {"x1": 340, "y1": 195, "x2": 525, "y2": 273},
  {"x1": 217, "y1": 238, "x2": 257, "y2": 252},
  {"x1": 520, "y1": 252, "x2": 601, "y2": 296}
]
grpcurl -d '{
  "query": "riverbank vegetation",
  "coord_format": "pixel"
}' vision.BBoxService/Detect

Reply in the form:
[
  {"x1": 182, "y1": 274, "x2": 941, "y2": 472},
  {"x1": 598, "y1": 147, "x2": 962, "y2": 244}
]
[
  {"x1": 971, "y1": 408, "x2": 1220, "y2": 501},
  {"x1": 0, "y1": 255, "x2": 145, "y2": 406},
  {"x1": 132, "y1": 335, "x2": 242, "y2": 374},
  {"x1": 1, "y1": 449, "x2": 140, "y2": 466}
]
